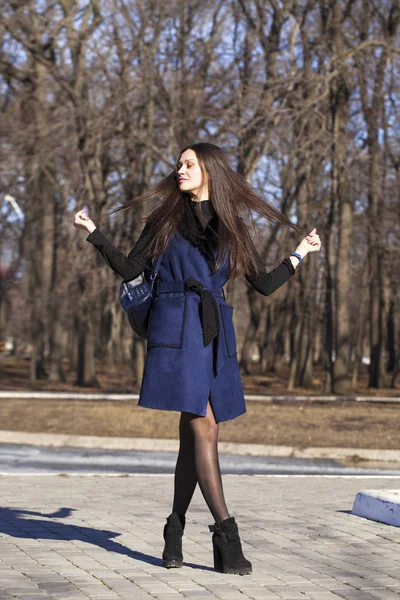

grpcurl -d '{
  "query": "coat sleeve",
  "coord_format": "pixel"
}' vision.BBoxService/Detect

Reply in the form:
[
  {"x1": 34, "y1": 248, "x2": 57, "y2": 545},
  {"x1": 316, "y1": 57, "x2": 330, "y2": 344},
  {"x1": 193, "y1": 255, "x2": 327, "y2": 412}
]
[
  {"x1": 245, "y1": 246, "x2": 296, "y2": 296},
  {"x1": 86, "y1": 222, "x2": 152, "y2": 283}
]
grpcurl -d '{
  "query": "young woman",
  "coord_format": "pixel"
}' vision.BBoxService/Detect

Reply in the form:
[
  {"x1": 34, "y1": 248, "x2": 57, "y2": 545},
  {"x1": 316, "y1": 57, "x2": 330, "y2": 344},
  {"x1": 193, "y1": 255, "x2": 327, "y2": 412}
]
[{"x1": 73, "y1": 142, "x2": 321, "y2": 575}]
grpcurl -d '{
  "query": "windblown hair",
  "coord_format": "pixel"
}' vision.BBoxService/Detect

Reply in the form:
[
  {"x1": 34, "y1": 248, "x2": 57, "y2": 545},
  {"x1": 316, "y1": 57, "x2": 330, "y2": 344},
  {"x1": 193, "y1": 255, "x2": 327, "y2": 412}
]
[{"x1": 107, "y1": 142, "x2": 302, "y2": 279}]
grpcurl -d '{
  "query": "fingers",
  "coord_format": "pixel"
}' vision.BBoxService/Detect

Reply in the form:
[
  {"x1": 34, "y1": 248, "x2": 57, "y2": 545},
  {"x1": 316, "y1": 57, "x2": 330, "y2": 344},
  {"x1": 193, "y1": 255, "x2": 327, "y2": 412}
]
[
  {"x1": 72, "y1": 208, "x2": 89, "y2": 229},
  {"x1": 305, "y1": 230, "x2": 321, "y2": 247},
  {"x1": 298, "y1": 227, "x2": 321, "y2": 255},
  {"x1": 306, "y1": 229, "x2": 319, "y2": 238},
  {"x1": 73, "y1": 209, "x2": 88, "y2": 221}
]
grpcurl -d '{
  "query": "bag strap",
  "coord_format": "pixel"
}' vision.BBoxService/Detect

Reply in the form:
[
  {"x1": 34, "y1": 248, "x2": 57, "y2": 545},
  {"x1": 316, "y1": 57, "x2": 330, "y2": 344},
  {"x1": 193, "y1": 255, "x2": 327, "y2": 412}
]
[{"x1": 149, "y1": 253, "x2": 163, "y2": 282}]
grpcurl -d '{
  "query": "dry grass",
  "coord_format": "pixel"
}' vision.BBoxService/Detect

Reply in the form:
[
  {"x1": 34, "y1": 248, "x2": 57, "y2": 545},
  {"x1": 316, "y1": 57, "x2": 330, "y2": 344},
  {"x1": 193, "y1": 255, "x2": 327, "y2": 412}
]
[
  {"x1": 0, "y1": 357, "x2": 399, "y2": 449},
  {"x1": 0, "y1": 397, "x2": 399, "y2": 449}
]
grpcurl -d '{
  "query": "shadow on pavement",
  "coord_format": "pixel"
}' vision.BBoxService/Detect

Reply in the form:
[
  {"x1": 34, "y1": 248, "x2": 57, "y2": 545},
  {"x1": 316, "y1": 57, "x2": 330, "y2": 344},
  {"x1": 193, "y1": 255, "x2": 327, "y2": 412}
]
[{"x1": 0, "y1": 506, "x2": 213, "y2": 571}]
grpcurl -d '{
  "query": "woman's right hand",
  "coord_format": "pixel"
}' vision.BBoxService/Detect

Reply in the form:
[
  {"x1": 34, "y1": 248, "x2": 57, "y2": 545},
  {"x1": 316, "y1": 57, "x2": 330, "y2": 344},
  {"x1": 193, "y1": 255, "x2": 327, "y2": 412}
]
[{"x1": 73, "y1": 208, "x2": 96, "y2": 234}]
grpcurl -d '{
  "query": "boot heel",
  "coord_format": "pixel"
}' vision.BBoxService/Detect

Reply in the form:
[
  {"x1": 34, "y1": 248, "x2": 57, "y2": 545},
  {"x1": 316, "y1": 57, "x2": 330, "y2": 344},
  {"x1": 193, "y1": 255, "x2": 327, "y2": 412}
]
[
  {"x1": 162, "y1": 558, "x2": 183, "y2": 569},
  {"x1": 212, "y1": 537, "x2": 223, "y2": 572},
  {"x1": 162, "y1": 512, "x2": 185, "y2": 569}
]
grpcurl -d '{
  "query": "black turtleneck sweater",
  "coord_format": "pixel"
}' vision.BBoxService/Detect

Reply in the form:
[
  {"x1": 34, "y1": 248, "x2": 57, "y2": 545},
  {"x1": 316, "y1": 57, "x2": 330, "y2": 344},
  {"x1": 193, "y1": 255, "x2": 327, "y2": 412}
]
[{"x1": 86, "y1": 199, "x2": 295, "y2": 296}]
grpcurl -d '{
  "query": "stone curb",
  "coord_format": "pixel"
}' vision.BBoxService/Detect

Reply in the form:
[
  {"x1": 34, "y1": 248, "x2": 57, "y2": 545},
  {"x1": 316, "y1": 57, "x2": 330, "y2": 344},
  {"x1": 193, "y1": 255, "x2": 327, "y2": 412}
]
[
  {"x1": 352, "y1": 489, "x2": 400, "y2": 526},
  {"x1": 1, "y1": 391, "x2": 400, "y2": 402},
  {"x1": 0, "y1": 429, "x2": 399, "y2": 464}
]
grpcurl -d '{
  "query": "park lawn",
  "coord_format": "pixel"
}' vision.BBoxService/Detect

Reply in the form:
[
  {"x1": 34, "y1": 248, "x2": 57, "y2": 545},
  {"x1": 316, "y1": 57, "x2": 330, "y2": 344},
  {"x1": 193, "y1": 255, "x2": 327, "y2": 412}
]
[
  {"x1": 0, "y1": 396, "x2": 398, "y2": 450},
  {"x1": 0, "y1": 357, "x2": 399, "y2": 449}
]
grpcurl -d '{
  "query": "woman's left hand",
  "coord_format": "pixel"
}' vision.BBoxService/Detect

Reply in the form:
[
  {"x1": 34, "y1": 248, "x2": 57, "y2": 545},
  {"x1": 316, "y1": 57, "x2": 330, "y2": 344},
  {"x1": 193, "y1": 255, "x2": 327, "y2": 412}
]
[{"x1": 295, "y1": 228, "x2": 321, "y2": 258}]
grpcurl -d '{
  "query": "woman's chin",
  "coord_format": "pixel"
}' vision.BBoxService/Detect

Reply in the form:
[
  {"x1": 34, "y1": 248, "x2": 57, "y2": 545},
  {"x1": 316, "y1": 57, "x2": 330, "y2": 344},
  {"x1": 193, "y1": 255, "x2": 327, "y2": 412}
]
[{"x1": 179, "y1": 186, "x2": 196, "y2": 196}]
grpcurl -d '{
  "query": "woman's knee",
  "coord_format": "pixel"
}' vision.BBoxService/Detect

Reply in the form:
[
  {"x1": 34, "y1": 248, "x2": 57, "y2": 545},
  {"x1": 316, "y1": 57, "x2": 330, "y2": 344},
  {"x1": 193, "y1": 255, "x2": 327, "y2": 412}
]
[{"x1": 193, "y1": 405, "x2": 218, "y2": 441}]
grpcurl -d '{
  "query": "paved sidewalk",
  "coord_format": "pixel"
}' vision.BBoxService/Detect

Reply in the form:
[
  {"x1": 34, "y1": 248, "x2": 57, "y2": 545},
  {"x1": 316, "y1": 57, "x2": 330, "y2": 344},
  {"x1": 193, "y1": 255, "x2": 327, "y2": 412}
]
[{"x1": 1, "y1": 475, "x2": 400, "y2": 599}]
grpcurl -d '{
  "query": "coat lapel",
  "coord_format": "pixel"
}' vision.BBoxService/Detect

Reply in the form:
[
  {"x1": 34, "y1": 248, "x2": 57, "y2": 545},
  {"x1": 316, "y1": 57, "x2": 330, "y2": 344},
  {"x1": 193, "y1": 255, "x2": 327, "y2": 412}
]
[{"x1": 177, "y1": 201, "x2": 219, "y2": 272}]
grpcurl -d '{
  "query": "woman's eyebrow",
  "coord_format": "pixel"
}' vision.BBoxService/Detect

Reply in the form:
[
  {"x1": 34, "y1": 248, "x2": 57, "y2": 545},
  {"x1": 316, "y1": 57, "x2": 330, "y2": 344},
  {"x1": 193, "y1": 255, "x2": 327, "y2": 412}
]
[{"x1": 176, "y1": 158, "x2": 197, "y2": 167}]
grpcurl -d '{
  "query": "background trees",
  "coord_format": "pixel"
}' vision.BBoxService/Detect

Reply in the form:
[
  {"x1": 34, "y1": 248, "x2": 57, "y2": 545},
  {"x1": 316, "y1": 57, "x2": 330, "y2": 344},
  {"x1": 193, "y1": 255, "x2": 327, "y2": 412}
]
[{"x1": 0, "y1": 0, "x2": 399, "y2": 393}]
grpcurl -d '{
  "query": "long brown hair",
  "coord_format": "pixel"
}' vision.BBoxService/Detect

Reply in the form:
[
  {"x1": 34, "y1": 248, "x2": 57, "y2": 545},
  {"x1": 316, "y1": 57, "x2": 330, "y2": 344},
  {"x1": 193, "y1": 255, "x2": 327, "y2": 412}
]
[{"x1": 108, "y1": 142, "x2": 302, "y2": 279}]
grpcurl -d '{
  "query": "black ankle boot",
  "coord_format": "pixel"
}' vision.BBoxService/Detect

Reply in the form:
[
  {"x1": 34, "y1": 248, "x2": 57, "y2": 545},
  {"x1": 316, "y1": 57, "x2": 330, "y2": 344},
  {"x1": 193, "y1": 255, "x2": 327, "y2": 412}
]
[
  {"x1": 162, "y1": 512, "x2": 185, "y2": 568},
  {"x1": 209, "y1": 517, "x2": 252, "y2": 575}
]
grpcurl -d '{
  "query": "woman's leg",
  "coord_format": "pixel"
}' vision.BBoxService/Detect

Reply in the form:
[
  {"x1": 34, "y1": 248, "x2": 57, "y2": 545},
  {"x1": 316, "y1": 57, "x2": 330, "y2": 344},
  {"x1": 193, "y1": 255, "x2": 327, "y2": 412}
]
[
  {"x1": 163, "y1": 415, "x2": 196, "y2": 568},
  {"x1": 172, "y1": 401, "x2": 230, "y2": 523},
  {"x1": 169, "y1": 403, "x2": 250, "y2": 574},
  {"x1": 172, "y1": 412, "x2": 198, "y2": 517},
  {"x1": 185, "y1": 400, "x2": 230, "y2": 524}
]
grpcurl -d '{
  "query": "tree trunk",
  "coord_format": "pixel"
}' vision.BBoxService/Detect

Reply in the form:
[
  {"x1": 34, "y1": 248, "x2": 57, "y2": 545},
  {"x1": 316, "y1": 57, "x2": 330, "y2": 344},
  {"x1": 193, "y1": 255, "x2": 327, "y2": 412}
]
[
  {"x1": 239, "y1": 286, "x2": 263, "y2": 375},
  {"x1": 330, "y1": 0, "x2": 352, "y2": 395},
  {"x1": 75, "y1": 276, "x2": 99, "y2": 387}
]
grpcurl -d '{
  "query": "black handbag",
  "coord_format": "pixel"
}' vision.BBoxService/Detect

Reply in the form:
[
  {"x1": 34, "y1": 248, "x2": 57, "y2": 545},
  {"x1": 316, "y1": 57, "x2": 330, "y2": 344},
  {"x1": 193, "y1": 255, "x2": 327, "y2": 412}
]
[{"x1": 119, "y1": 253, "x2": 163, "y2": 339}]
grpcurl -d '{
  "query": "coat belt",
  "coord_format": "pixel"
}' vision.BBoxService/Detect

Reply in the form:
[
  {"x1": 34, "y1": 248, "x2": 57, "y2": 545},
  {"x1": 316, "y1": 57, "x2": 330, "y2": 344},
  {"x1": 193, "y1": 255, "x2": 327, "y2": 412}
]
[{"x1": 155, "y1": 279, "x2": 224, "y2": 376}]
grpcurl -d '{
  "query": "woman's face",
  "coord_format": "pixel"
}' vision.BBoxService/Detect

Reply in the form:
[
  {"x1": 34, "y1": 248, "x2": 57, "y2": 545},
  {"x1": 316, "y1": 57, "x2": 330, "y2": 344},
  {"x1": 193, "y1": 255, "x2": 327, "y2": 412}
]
[{"x1": 176, "y1": 149, "x2": 208, "y2": 198}]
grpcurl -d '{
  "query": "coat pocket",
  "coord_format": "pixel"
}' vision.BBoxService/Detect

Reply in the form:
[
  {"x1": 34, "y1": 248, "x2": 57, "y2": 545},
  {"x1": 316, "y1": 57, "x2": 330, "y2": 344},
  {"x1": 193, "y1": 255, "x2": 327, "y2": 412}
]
[
  {"x1": 219, "y1": 304, "x2": 237, "y2": 357},
  {"x1": 147, "y1": 295, "x2": 187, "y2": 348}
]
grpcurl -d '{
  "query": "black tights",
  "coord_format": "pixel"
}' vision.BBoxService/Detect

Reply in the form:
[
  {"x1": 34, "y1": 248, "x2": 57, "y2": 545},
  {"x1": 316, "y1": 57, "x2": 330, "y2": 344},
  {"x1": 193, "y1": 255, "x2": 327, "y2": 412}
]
[{"x1": 172, "y1": 400, "x2": 230, "y2": 524}]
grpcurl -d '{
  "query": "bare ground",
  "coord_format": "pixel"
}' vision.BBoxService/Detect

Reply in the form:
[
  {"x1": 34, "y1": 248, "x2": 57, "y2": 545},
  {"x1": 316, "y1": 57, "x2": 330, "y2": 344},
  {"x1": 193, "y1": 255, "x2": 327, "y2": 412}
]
[{"x1": 0, "y1": 357, "x2": 399, "y2": 449}]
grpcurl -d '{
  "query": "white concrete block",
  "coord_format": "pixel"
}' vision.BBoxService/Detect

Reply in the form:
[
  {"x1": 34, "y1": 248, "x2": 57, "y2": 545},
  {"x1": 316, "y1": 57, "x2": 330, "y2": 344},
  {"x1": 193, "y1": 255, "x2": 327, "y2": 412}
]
[{"x1": 352, "y1": 489, "x2": 400, "y2": 526}]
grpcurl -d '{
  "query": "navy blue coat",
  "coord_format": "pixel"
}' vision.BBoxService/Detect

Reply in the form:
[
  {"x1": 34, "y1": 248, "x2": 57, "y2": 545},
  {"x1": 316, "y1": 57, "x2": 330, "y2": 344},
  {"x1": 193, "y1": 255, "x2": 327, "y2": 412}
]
[
  {"x1": 87, "y1": 212, "x2": 296, "y2": 423},
  {"x1": 139, "y1": 229, "x2": 245, "y2": 422}
]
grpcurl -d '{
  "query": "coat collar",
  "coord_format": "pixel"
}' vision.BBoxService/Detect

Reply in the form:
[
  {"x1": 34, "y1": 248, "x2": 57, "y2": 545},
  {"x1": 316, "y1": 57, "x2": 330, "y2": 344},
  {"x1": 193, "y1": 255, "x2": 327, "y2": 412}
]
[{"x1": 177, "y1": 199, "x2": 219, "y2": 272}]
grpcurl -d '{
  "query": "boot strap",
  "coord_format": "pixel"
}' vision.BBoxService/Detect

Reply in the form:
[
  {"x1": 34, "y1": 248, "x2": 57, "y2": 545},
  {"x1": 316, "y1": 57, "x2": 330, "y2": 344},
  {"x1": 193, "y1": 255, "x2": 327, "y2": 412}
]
[{"x1": 209, "y1": 524, "x2": 239, "y2": 541}]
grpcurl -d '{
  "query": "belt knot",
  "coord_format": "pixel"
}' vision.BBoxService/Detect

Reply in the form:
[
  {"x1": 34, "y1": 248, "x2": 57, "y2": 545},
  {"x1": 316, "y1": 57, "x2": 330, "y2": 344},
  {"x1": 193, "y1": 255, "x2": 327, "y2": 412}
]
[{"x1": 184, "y1": 278, "x2": 219, "y2": 350}]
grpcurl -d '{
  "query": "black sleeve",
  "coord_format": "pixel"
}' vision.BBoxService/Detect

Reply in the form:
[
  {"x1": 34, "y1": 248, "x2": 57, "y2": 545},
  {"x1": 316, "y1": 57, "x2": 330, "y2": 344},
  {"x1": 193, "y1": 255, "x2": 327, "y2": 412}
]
[
  {"x1": 86, "y1": 222, "x2": 152, "y2": 283},
  {"x1": 245, "y1": 249, "x2": 296, "y2": 296}
]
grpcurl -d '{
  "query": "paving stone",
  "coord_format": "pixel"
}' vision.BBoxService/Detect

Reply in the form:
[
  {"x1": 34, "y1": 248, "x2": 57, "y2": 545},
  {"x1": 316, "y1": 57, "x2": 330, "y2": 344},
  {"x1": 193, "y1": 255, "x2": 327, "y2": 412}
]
[
  {"x1": 2, "y1": 475, "x2": 400, "y2": 600},
  {"x1": 154, "y1": 596, "x2": 185, "y2": 600},
  {"x1": 181, "y1": 593, "x2": 217, "y2": 599},
  {"x1": 5, "y1": 596, "x2": 51, "y2": 600},
  {"x1": 244, "y1": 591, "x2": 284, "y2": 599}
]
